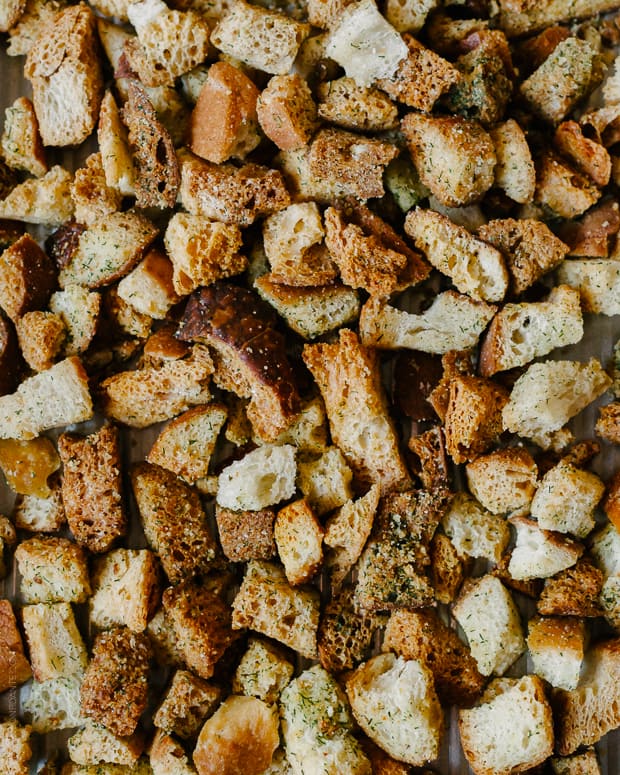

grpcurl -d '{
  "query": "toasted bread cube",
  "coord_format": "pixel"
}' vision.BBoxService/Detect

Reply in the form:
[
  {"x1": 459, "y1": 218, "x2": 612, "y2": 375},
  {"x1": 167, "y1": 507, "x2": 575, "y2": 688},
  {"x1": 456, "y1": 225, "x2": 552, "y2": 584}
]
[
  {"x1": 528, "y1": 615, "x2": 585, "y2": 691},
  {"x1": 217, "y1": 444, "x2": 297, "y2": 512},
  {"x1": 551, "y1": 749, "x2": 601, "y2": 775},
  {"x1": 146, "y1": 606, "x2": 184, "y2": 669},
  {"x1": 149, "y1": 729, "x2": 196, "y2": 775},
  {"x1": 554, "y1": 120, "x2": 611, "y2": 188},
  {"x1": 274, "y1": 498, "x2": 324, "y2": 586},
  {"x1": 68, "y1": 721, "x2": 144, "y2": 766},
  {"x1": 317, "y1": 77, "x2": 397, "y2": 133},
  {"x1": 0, "y1": 599, "x2": 32, "y2": 692},
  {"x1": 13, "y1": 485, "x2": 65, "y2": 532},
  {"x1": 0, "y1": 719, "x2": 32, "y2": 775},
  {"x1": 508, "y1": 516, "x2": 584, "y2": 580},
  {"x1": 116, "y1": 248, "x2": 180, "y2": 320},
  {"x1": 346, "y1": 653, "x2": 443, "y2": 766},
  {"x1": 233, "y1": 637, "x2": 294, "y2": 704},
  {"x1": 453, "y1": 575, "x2": 525, "y2": 676},
  {"x1": 215, "y1": 504, "x2": 276, "y2": 563},
  {"x1": 465, "y1": 447, "x2": 538, "y2": 517},
  {"x1": 23, "y1": 674, "x2": 85, "y2": 734},
  {"x1": 0, "y1": 165, "x2": 73, "y2": 226},
  {"x1": 80, "y1": 628, "x2": 151, "y2": 737},
  {"x1": 442, "y1": 492, "x2": 510, "y2": 563},
  {"x1": 306, "y1": 0, "x2": 351, "y2": 28},
  {"x1": 154, "y1": 670, "x2": 221, "y2": 739},
  {"x1": 458, "y1": 676, "x2": 553, "y2": 775},
  {"x1": 0, "y1": 234, "x2": 56, "y2": 323},
  {"x1": 97, "y1": 90, "x2": 135, "y2": 197},
  {"x1": 538, "y1": 559, "x2": 604, "y2": 619},
  {"x1": 267, "y1": 395, "x2": 328, "y2": 454},
  {"x1": 384, "y1": 0, "x2": 437, "y2": 32},
  {"x1": 597, "y1": 402, "x2": 620, "y2": 445},
  {"x1": 1, "y1": 96, "x2": 47, "y2": 177},
  {"x1": 297, "y1": 446, "x2": 353, "y2": 516},
  {"x1": 535, "y1": 151, "x2": 601, "y2": 219},
  {"x1": 71, "y1": 152, "x2": 122, "y2": 228},
  {"x1": 605, "y1": 469, "x2": 620, "y2": 532},
  {"x1": 15, "y1": 310, "x2": 65, "y2": 372},
  {"x1": 430, "y1": 532, "x2": 464, "y2": 605},
  {"x1": 49, "y1": 285, "x2": 101, "y2": 357},
  {"x1": 22, "y1": 602, "x2": 88, "y2": 681},
  {"x1": 558, "y1": 258, "x2": 620, "y2": 316},
  {"x1": 16, "y1": 537, "x2": 90, "y2": 604},
  {"x1": 232, "y1": 560, "x2": 320, "y2": 659},
  {"x1": 257, "y1": 73, "x2": 318, "y2": 151},
  {"x1": 489, "y1": 119, "x2": 535, "y2": 204},
  {"x1": 590, "y1": 523, "x2": 620, "y2": 576}
]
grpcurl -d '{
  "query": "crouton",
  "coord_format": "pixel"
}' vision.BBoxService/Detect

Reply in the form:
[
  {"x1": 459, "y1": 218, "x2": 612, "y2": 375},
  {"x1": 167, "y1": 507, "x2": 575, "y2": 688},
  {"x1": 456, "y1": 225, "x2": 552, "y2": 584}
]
[
  {"x1": 15, "y1": 537, "x2": 90, "y2": 604},
  {"x1": 560, "y1": 199, "x2": 620, "y2": 259},
  {"x1": 405, "y1": 208, "x2": 507, "y2": 302},
  {"x1": 508, "y1": 516, "x2": 584, "y2": 580},
  {"x1": 0, "y1": 719, "x2": 32, "y2": 775},
  {"x1": 232, "y1": 560, "x2": 320, "y2": 658},
  {"x1": 67, "y1": 722, "x2": 144, "y2": 766},
  {"x1": 430, "y1": 532, "x2": 465, "y2": 604},
  {"x1": 97, "y1": 90, "x2": 135, "y2": 197},
  {"x1": 0, "y1": 234, "x2": 57, "y2": 323},
  {"x1": 232, "y1": 638, "x2": 294, "y2": 704},
  {"x1": 146, "y1": 606, "x2": 184, "y2": 669},
  {"x1": 131, "y1": 462, "x2": 218, "y2": 584},
  {"x1": 554, "y1": 121, "x2": 611, "y2": 188},
  {"x1": 217, "y1": 444, "x2": 296, "y2": 511},
  {"x1": 297, "y1": 446, "x2": 353, "y2": 516},
  {"x1": 215, "y1": 504, "x2": 276, "y2": 563},
  {"x1": 80, "y1": 627, "x2": 151, "y2": 737},
  {"x1": 70, "y1": 153, "x2": 122, "y2": 228},
  {"x1": 489, "y1": 119, "x2": 536, "y2": 204},
  {"x1": 528, "y1": 615, "x2": 585, "y2": 691},
  {"x1": 117, "y1": 248, "x2": 179, "y2": 320},
  {"x1": 303, "y1": 329, "x2": 411, "y2": 494},
  {"x1": 0, "y1": 313, "x2": 21, "y2": 396},
  {"x1": 551, "y1": 749, "x2": 601, "y2": 775},
  {"x1": 538, "y1": 559, "x2": 605, "y2": 618},
  {"x1": 274, "y1": 498, "x2": 323, "y2": 586},
  {"x1": 558, "y1": 258, "x2": 620, "y2": 316},
  {"x1": 498, "y1": 0, "x2": 620, "y2": 37},
  {"x1": 154, "y1": 670, "x2": 220, "y2": 739},
  {"x1": 23, "y1": 674, "x2": 85, "y2": 734},
  {"x1": 535, "y1": 151, "x2": 602, "y2": 219},
  {"x1": 428, "y1": 349, "x2": 474, "y2": 423},
  {"x1": 384, "y1": 0, "x2": 438, "y2": 33},
  {"x1": 257, "y1": 73, "x2": 318, "y2": 151},
  {"x1": 458, "y1": 675, "x2": 553, "y2": 775},
  {"x1": 407, "y1": 425, "x2": 450, "y2": 491},
  {"x1": 267, "y1": 395, "x2": 328, "y2": 454},
  {"x1": 346, "y1": 653, "x2": 443, "y2": 765},
  {"x1": 0, "y1": 599, "x2": 32, "y2": 692},
  {"x1": 383, "y1": 608, "x2": 485, "y2": 707},
  {"x1": 596, "y1": 402, "x2": 620, "y2": 445},
  {"x1": 453, "y1": 575, "x2": 525, "y2": 676},
  {"x1": 149, "y1": 730, "x2": 195, "y2": 775},
  {"x1": 442, "y1": 492, "x2": 510, "y2": 563},
  {"x1": 22, "y1": 602, "x2": 88, "y2": 681},
  {"x1": 13, "y1": 484, "x2": 65, "y2": 532},
  {"x1": 1, "y1": 96, "x2": 46, "y2": 177},
  {"x1": 24, "y1": 4, "x2": 103, "y2": 146},
  {"x1": 49, "y1": 285, "x2": 101, "y2": 357},
  {"x1": 465, "y1": 447, "x2": 538, "y2": 516},
  {"x1": 280, "y1": 665, "x2": 371, "y2": 775},
  {"x1": 0, "y1": 165, "x2": 73, "y2": 225},
  {"x1": 317, "y1": 77, "x2": 397, "y2": 132},
  {"x1": 15, "y1": 310, "x2": 65, "y2": 371},
  {"x1": 604, "y1": 469, "x2": 620, "y2": 531},
  {"x1": 306, "y1": 0, "x2": 351, "y2": 28}
]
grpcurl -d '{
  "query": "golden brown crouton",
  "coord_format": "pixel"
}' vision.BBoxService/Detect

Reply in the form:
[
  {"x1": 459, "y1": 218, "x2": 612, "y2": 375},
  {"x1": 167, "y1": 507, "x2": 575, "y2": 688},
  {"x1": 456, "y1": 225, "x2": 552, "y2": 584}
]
[
  {"x1": 465, "y1": 447, "x2": 538, "y2": 516},
  {"x1": 408, "y1": 426, "x2": 450, "y2": 492},
  {"x1": 554, "y1": 121, "x2": 611, "y2": 188},
  {"x1": 154, "y1": 669, "x2": 221, "y2": 739},
  {"x1": 0, "y1": 719, "x2": 32, "y2": 775},
  {"x1": 1, "y1": 96, "x2": 47, "y2": 177},
  {"x1": 551, "y1": 748, "x2": 601, "y2": 775},
  {"x1": 116, "y1": 247, "x2": 179, "y2": 321},
  {"x1": 257, "y1": 73, "x2": 318, "y2": 151},
  {"x1": 0, "y1": 165, "x2": 73, "y2": 226},
  {"x1": 317, "y1": 77, "x2": 398, "y2": 133},
  {"x1": 97, "y1": 89, "x2": 135, "y2": 197},
  {"x1": 49, "y1": 284, "x2": 101, "y2": 357},
  {"x1": 274, "y1": 498, "x2": 324, "y2": 586},
  {"x1": 297, "y1": 446, "x2": 353, "y2": 516},
  {"x1": 430, "y1": 531, "x2": 465, "y2": 604},
  {"x1": 0, "y1": 599, "x2": 32, "y2": 692},
  {"x1": 15, "y1": 536, "x2": 90, "y2": 604},
  {"x1": 80, "y1": 627, "x2": 152, "y2": 737},
  {"x1": 537, "y1": 559, "x2": 605, "y2": 618},
  {"x1": 215, "y1": 504, "x2": 277, "y2": 563},
  {"x1": 604, "y1": 469, "x2": 620, "y2": 532},
  {"x1": 70, "y1": 152, "x2": 122, "y2": 228},
  {"x1": 15, "y1": 310, "x2": 65, "y2": 371},
  {"x1": 67, "y1": 721, "x2": 144, "y2": 767},
  {"x1": 489, "y1": 119, "x2": 536, "y2": 204},
  {"x1": 527, "y1": 615, "x2": 585, "y2": 691},
  {"x1": 535, "y1": 151, "x2": 602, "y2": 219},
  {"x1": 596, "y1": 401, "x2": 620, "y2": 444},
  {"x1": 0, "y1": 234, "x2": 57, "y2": 323}
]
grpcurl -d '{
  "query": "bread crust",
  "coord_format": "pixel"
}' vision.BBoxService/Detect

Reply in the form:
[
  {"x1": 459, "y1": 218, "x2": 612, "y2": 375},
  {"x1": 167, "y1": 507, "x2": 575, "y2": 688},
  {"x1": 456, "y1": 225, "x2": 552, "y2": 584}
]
[{"x1": 0, "y1": 599, "x2": 32, "y2": 692}]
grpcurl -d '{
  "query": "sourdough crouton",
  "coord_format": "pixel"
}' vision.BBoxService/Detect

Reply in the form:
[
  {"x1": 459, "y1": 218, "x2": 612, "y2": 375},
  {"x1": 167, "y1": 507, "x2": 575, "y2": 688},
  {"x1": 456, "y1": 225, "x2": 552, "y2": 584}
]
[
  {"x1": 0, "y1": 719, "x2": 32, "y2": 775},
  {"x1": 24, "y1": 4, "x2": 103, "y2": 146},
  {"x1": 0, "y1": 599, "x2": 32, "y2": 692},
  {"x1": 67, "y1": 722, "x2": 143, "y2": 766},
  {"x1": 70, "y1": 153, "x2": 122, "y2": 228},
  {"x1": 465, "y1": 447, "x2": 538, "y2": 517},
  {"x1": 558, "y1": 258, "x2": 620, "y2": 316},
  {"x1": 502, "y1": 359, "x2": 611, "y2": 448},
  {"x1": 346, "y1": 653, "x2": 443, "y2": 766},
  {"x1": 405, "y1": 208, "x2": 507, "y2": 302},
  {"x1": 453, "y1": 575, "x2": 525, "y2": 676},
  {"x1": 15, "y1": 537, "x2": 90, "y2": 604},
  {"x1": 383, "y1": 608, "x2": 485, "y2": 707},
  {"x1": 303, "y1": 330, "x2": 411, "y2": 494},
  {"x1": 15, "y1": 310, "x2": 65, "y2": 371},
  {"x1": 217, "y1": 444, "x2": 296, "y2": 512},
  {"x1": 22, "y1": 602, "x2": 88, "y2": 681},
  {"x1": 275, "y1": 498, "x2": 324, "y2": 586},
  {"x1": 97, "y1": 90, "x2": 135, "y2": 197},
  {"x1": 430, "y1": 532, "x2": 464, "y2": 604},
  {"x1": 508, "y1": 516, "x2": 584, "y2": 580},
  {"x1": 49, "y1": 285, "x2": 100, "y2": 357},
  {"x1": 211, "y1": 0, "x2": 309, "y2": 74},
  {"x1": 23, "y1": 674, "x2": 85, "y2": 734},
  {"x1": 0, "y1": 233, "x2": 56, "y2": 323},
  {"x1": 554, "y1": 121, "x2": 611, "y2": 188},
  {"x1": 551, "y1": 749, "x2": 601, "y2": 775},
  {"x1": 489, "y1": 119, "x2": 536, "y2": 204},
  {"x1": 442, "y1": 492, "x2": 510, "y2": 563},
  {"x1": 116, "y1": 247, "x2": 179, "y2": 320},
  {"x1": 535, "y1": 151, "x2": 602, "y2": 219},
  {"x1": 0, "y1": 0, "x2": 25, "y2": 32},
  {"x1": 280, "y1": 665, "x2": 371, "y2": 775},
  {"x1": 479, "y1": 285, "x2": 584, "y2": 376},
  {"x1": 232, "y1": 560, "x2": 320, "y2": 658},
  {"x1": 257, "y1": 74, "x2": 318, "y2": 151},
  {"x1": 233, "y1": 638, "x2": 294, "y2": 705},
  {"x1": 0, "y1": 165, "x2": 73, "y2": 225},
  {"x1": 597, "y1": 402, "x2": 620, "y2": 444},
  {"x1": 154, "y1": 670, "x2": 220, "y2": 740},
  {"x1": 528, "y1": 615, "x2": 585, "y2": 691},
  {"x1": 145, "y1": 606, "x2": 184, "y2": 670},
  {"x1": 131, "y1": 462, "x2": 218, "y2": 584},
  {"x1": 215, "y1": 505, "x2": 276, "y2": 563},
  {"x1": 13, "y1": 485, "x2": 65, "y2": 532},
  {"x1": 80, "y1": 628, "x2": 151, "y2": 737},
  {"x1": 317, "y1": 77, "x2": 397, "y2": 132},
  {"x1": 538, "y1": 559, "x2": 605, "y2": 618},
  {"x1": 297, "y1": 446, "x2": 353, "y2": 516},
  {"x1": 384, "y1": 0, "x2": 438, "y2": 33},
  {"x1": 1, "y1": 96, "x2": 47, "y2": 177},
  {"x1": 89, "y1": 548, "x2": 159, "y2": 633},
  {"x1": 402, "y1": 115, "x2": 495, "y2": 208},
  {"x1": 458, "y1": 675, "x2": 553, "y2": 775}
]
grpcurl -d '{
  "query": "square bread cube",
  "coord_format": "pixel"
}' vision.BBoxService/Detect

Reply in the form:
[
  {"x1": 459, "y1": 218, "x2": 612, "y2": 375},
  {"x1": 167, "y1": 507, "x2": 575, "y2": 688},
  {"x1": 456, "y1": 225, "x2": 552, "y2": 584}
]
[
  {"x1": 15, "y1": 536, "x2": 90, "y2": 604},
  {"x1": 274, "y1": 498, "x2": 324, "y2": 586},
  {"x1": 22, "y1": 602, "x2": 87, "y2": 681},
  {"x1": 154, "y1": 669, "x2": 221, "y2": 740},
  {"x1": 527, "y1": 615, "x2": 585, "y2": 691},
  {"x1": 233, "y1": 637, "x2": 294, "y2": 705}
]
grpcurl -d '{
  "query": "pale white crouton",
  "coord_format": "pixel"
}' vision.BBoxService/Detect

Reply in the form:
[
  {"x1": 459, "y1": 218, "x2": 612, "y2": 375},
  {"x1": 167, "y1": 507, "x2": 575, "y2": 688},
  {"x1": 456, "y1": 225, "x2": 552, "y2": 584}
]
[
  {"x1": 502, "y1": 359, "x2": 611, "y2": 448},
  {"x1": 126, "y1": 0, "x2": 167, "y2": 32},
  {"x1": 217, "y1": 444, "x2": 297, "y2": 511},
  {"x1": 359, "y1": 291, "x2": 496, "y2": 354},
  {"x1": 385, "y1": 0, "x2": 438, "y2": 33},
  {"x1": 23, "y1": 674, "x2": 85, "y2": 733},
  {"x1": 0, "y1": 719, "x2": 32, "y2": 775},
  {"x1": 589, "y1": 523, "x2": 620, "y2": 577},
  {"x1": 13, "y1": 487, "x2": 65, "y2": 533},
  {"x1": 489, "y1": 119, "x2": 536, "y2": 204},
  {"x1": 600, "y1": 576, "x2": 620, "y2": 631},
  {"x1": 280, "y1": 665, "x2": 371, "y2": 775},
  {"x1": 442, "y1": 492, "x2": 510, "y2": 564},
  {"x1": 49, "y1": 285, "x2": 100, "y2": 358},
  {"x1": 297, "y1": 446, "x2": 353, "y2": 516},
  {"x1": 346, "y1": 653, "x2": 443, "y2": 766},
  {"x1": 275, "y1": 498, "x2": 324, "y2": 586},
  {"x1": 68, "y1": 721, "x2": 143, "y2": 766},
  {"x1": 232, "y1": 637, "x2": 294, "y2": 705},
  {"x1": 325, "y1": 0, "x2": 407, "y2": 87},
  {"x1": 117, "y1": 249, "x2": 180, "y2": 320},
  {"x1": 1, "y1": 96, "x2": 47, "y2": 177},
  {"x1": 465, "y1": 447, "x2": 538, "y2": 517},
  {"x1": 558, "y1": 259, "x2": 620, "y2": 316},
  {"x1": 531, "y1": 462, "x2": 604, "y2": 538},
  {"x1": 528, "y1": 615, "x2": 585, "y2": 691},
  {"x1": 267, "y1": 395, "x2": 328, "y2": 454},
  {"x1": 22, "y1": 602, "x2": 88, "y2": 681},
  {"x1": 453, "y1": 575, "x2": 525, "y2": 677},
  {"x1": 15, "y1": 537, "x2": 90, "y2": 604},
  {"x1": 0, "y1": 165, "x2": 73, "y2": 225},
  {"x1": 508, "y1": 516, "x2": 584, "y2": 580},
  {"x1": 458, "y1": 676, "x2": 554, "y2": 775}
]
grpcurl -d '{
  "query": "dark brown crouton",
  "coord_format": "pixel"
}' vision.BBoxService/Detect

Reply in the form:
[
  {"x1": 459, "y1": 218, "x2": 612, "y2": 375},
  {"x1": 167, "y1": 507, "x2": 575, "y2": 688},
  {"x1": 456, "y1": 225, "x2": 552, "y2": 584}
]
[
  {"x1": 0, "y1": 234, "x2": 56, "y2": 323},
  {"x1": 215, "y1": 505, "x2": 276, "y2": 563},
  {"x1": 537, "y1": 559, "x2": 605, "y2": 618}
]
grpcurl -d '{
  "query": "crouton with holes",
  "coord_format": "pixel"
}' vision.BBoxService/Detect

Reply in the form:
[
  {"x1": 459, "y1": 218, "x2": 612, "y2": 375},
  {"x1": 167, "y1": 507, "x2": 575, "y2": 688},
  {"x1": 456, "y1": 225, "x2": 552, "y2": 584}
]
[
  {"x1": 531, "y1": 461, "x2": 604, "y2": 538},
  {"x1": 554, "y1": 121, "x2": 611, "y2": 188},
  {"x1": 15, "y1": 311, "x2": 65, "y2": 371},
  {"x1": 458, "y1": 675, "x2": 553, "y2": 775},
  {"x1": 217, "y1": 444, "x2": 297, "y2": 512},
  {"x1": 478, "y1": 217, "x2": 569, "y2": 296},
  {"x1": 605, "y1": 470, "x2": 620, "y2": 531},
  {"x1": 535, "y1": 151, "x2": 601, "y2": 219},
  {"x1": 257, "y1": 73, "x2": 318, "y2": 151},
  {"x1": 0, "y1": 234, "x2": 56, "y2": 323},
  {"x1": 274, "y1": 498, "x2": 323, "y2": 586},
  {"x1": 80, "y1": 627, "x2": 151, "y2": 737},
  {"x1": 317, "y1": 77, "x2": 397, "y2": 133},
  {"x1": 22, "y1": 602, "x2": 88, "y2": 681},
  {"x1": 15, "y1": 537, "x2": 90, "y2": 604},
  {"x1": 405, "y1": 208, "x2": 507, "y2": 303},
  {"x1": 0, "y1": 165, "x2": 73, "y2": 226},
  {"x1": 508, "y1": 516, "x2": 584, "y2": 580},
  {"x1": 360, "y1": 292, "x2": 496, "y2": 354},
  {"x1": 383, "y1": 608, "x2": 485, "y2": 707},
  {"x1": 163, "y1": 578, "x2": 238, "y2": 680},
  {"x1": 0, "y1": 356, "x2": 93, "y2": 440},
  {"x1": 58, "y1": 425, "x2": 126, "y2": 554},
  {"x1": 303, "y1": 330, "x2": 411, "y2": 494},
  {"x1": 23, "y1": 673, "x2": 85, "y2": 734},
  {"x1": 465, "y1": 447, "x2": 538, "y2": 517},
  {"x1": 528, "y1": 615, "x2": 585, "y2": 691},
  {"x1": 280, "y1": 665, "x2": 371, "y2": 775},
  {"x1": 49, "y1": 285, "x2": 100, "y2": 357},
  {"x1": 444, "y1": 375, "x2": 509, "y2": 465},
  {"x1": 24, "y1": 4, "x2": 103, "y2": 146},
  {"x1": 233, "y1": 637, "x2": 294, "y2": 704},
  {"x1": 0, "y1": 719, "x2": 32, "y2": 775},
  {"x1": 479, "y1": 285, "x2": 584, "y2": 377},
  {"x1": 538, "y1": 559, "x2": 604, "y2": 618},
  {"x1": 306, "y1": 0, "x2": 351, "y2": 28},
  {"x1": 154, "y1": 670, "x2": 221, "y2": 739},
  {"x1": 318, "y1": 585, "x2": 385, "y2": 674},
  {"x1": 179, "y1": 152, "x2": 291, "y2": 227},
  {"x1": 1, "y1": 96, "x2": 46, "y2": 177},
  {"x1": 215, "y1": 504, "x2": 276, "y2": 563},
  {"x1": 489, "y1": 119, "x2": 536, "y2": 204},
  {"x1": 13, "y1": 484, "x2": 65, "y2": 532},
  {"x1": 558, "y1": 258, "x2": 620, "y2": 316},
  {"x1": 277, "y1": 145, "x2": 354, "y2": 204},
  {"x1": 502, "y1": 359, "x2": 611, "y2": 449},
  {"x1": 149, "y1": 729, "x2": 195, "y2": 775},
  {"x1": 430, "y1": 532, "x2": 465, "y2": 604},
  {"x1": 0, "y1": 599, "x2": 32, "y2": 692},
  {"x1": 453, "y1": 575, "x2": 525, "y2": 676},
  {"x1": 551, "y1": 748, "x2": 601, "y2": 775},
  {"x1": 323, "y1": 484, "x2": 380, "y2": 592},
  {"x1": 297, "y1": 446, "x2": 352, "y2": 516},
  {"x1": 232, "y1": 560, "x2": 320, "y2": 659},
  {"x1": 97, "y1": 90, "x2": 135, "y2": 197},
  {"x1": 131, "y1": 463, "x2": 218, "y2": 584},
  {"x1": 71, "y1": 153, "x2": 122, "y2": 228},
  {"x1": 164, "y1": 213, "x2": 245, "y2": 297},
  {"x1": 67, "y1": 721, "x2": 144, "y2": 766},
  {"x1": 211, "y1": 0, "x2": 309, "y2": 74},
  {"x1": 89, "y1": 548, "x2": 159, "y2": 633},
  {"x1": 346, "y1": 653, "x2": 443, "y2": 766},
  {"x1": 442, "y1": 492, "x2": 510, "y2": 563},
  {"x1": 117, "y1": 248, "x2": 179, "y2": 320}
]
